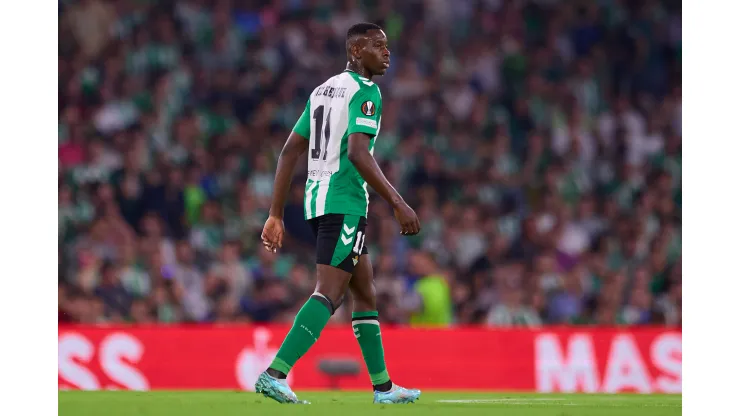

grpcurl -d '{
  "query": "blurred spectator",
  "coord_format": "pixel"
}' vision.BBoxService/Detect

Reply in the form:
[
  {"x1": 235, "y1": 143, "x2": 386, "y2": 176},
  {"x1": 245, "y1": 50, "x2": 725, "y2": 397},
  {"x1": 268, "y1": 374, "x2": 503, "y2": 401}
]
[
  {"x1": 406, "y1": 251, "x2": 453, "y2": 327},
  {"x1": 172, "y1": 240, "x2": 209, "y2": 321},
  {"x1": 208, "y1": 240, "x2": 253, "y2": 304},
  {"x1": 547, "y1": 265, "x2": 588, "y2": 324},
  {"x1": 485, "y1": 287, "x2": 542, "y2": 327},
  {"x1": 59, "y1": 0, "x2": 681, "y2": 327},
  {"x1": 64, "y1": 0, "x2": 116, "y2": 59},
  {"x1": 93, "y1": 261, "x2": 132, "y2": 321}
]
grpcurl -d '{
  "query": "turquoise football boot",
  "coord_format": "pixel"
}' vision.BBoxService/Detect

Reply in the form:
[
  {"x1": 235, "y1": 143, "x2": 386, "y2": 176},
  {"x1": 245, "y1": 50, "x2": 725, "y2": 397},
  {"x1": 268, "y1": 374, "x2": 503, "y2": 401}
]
[
  {"x1": 373, "y1": 383, "x2": 421, "y2": 404},
  {"x1": 254, "y1": 372, "x2": 309, "y2": 404}
]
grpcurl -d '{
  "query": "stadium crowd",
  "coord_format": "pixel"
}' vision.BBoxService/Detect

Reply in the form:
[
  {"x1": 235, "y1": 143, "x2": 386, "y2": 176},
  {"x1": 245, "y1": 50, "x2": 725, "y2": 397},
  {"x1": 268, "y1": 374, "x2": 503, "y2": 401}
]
[{"x1": 58, "y1": 0, "x2": 682, "y2": 327}]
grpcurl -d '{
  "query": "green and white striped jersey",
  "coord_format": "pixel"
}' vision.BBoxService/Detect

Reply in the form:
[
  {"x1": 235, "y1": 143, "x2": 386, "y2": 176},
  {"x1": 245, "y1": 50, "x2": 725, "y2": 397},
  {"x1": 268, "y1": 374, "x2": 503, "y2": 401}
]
[{"x1": 293, "y1": 70, "x2": 383, "y2": 220}]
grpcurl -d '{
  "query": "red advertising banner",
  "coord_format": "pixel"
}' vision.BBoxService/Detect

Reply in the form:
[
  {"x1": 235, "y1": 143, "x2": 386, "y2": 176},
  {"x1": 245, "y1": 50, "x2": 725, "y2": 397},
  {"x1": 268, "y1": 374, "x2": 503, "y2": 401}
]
[{"x1": 58, "y1": 325, "x2": 681, "y2": 393}]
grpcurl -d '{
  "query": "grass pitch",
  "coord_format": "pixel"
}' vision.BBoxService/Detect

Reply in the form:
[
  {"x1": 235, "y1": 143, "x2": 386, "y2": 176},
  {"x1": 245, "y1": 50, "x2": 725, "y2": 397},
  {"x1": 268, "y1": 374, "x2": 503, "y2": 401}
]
[{"x1": 59, "y1": 391, "x2": 681, "y2": 416}]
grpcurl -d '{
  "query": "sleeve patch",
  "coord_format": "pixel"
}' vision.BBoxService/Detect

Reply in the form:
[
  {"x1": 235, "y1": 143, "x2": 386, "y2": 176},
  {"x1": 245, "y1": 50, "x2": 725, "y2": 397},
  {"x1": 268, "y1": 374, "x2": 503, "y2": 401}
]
[
  {"x1": 355, "y1": 117, "x2": 378, "y2": 129},
  {"x1": 360, "y1": 100, "x2": 376, "y2": 116}
]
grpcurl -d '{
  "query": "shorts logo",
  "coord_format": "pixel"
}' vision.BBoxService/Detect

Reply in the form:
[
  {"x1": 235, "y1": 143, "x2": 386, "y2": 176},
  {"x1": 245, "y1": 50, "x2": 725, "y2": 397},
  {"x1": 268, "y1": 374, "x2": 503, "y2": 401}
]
[
  {"x1": 360, "y1": 100, "x2": 376, "y2": 116},
  {"x1": 341, "y1": 224, "x2": 355, "y2": 246}
]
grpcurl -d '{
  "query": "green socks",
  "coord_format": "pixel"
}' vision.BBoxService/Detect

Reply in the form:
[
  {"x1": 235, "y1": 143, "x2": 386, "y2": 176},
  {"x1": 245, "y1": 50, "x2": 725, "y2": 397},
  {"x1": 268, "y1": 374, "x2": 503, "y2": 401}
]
[
  {"x1": 267, "y1": 299, "x2": 391, "y2": 391},
  {"x1": 352, "y1": 311, "x2": 391, "y2": 387},
  {"x1": 269, "y1": 295, "x2": 332, "y2": 375}
]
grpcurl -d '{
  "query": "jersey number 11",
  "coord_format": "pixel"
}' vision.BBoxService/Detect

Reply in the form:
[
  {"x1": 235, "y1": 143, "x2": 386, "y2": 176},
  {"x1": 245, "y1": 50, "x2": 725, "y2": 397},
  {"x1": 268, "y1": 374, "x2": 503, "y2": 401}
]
[{"x1": 312, "y1": 105, "x2": 332, "y2": 161}]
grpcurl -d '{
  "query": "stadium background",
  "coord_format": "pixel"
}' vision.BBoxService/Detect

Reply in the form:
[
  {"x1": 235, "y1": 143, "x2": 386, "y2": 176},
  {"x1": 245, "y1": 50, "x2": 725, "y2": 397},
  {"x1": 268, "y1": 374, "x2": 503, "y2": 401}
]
[{"x1": 58, "y1": 0, "x2": 681, "y2": 392}]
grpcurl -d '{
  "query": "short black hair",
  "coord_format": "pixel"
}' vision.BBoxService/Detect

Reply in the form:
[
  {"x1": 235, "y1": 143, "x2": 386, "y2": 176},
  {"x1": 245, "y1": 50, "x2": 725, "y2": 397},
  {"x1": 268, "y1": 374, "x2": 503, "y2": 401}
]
[{"x1": 346, "y1": 22, "x2": 382, "y2": 41}]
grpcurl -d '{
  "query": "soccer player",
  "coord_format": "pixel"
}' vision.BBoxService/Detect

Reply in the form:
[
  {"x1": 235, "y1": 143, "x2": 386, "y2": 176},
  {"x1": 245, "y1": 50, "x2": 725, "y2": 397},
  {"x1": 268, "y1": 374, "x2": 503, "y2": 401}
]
[{"x1": 255, "y1": 23, "x2": 422, "y2": 404}]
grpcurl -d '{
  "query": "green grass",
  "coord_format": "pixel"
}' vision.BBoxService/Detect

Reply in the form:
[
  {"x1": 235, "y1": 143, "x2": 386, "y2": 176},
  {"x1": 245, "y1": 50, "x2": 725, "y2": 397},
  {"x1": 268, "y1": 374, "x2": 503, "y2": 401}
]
[{"x1": 59, "y1": 391, "x2": 682, "y2": 416}]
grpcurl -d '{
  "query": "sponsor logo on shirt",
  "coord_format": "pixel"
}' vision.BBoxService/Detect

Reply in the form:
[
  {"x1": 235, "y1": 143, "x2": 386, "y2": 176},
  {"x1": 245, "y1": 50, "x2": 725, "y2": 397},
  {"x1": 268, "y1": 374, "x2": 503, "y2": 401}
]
[
  {"x1": 355, "y1": 117, "x2": 377, "y2": 129},
  {"x1": 307, "y1": 169, "x2": 335, "y2": 179}
]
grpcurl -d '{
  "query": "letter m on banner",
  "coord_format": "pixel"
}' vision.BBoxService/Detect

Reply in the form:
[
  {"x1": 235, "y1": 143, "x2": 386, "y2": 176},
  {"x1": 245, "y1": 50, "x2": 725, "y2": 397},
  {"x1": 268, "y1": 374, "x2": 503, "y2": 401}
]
[{"x1": 535, "y1": 333, "x2": 600, "y2": 393}]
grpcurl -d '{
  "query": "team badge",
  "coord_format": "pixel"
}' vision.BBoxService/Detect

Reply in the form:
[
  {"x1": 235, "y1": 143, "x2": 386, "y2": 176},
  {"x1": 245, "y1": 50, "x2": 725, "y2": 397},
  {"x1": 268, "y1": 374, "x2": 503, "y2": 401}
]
[{"x1": 361, "y1": 101, "x2": 376, "y2": 116}]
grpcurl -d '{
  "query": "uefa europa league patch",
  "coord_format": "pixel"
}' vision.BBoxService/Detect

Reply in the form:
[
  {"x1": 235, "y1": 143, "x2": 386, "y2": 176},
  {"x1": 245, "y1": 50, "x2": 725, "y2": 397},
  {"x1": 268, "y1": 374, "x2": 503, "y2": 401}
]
[{"x1": 361, "y1": 101, "x2": 376, "y2": 116}]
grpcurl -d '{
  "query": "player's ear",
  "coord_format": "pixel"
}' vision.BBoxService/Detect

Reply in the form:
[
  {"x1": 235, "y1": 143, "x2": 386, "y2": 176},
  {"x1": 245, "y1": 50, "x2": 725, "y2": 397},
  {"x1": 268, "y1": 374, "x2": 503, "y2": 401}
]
[{"x1": 351, "y1": 43, "x2": 361, "y2": 59}]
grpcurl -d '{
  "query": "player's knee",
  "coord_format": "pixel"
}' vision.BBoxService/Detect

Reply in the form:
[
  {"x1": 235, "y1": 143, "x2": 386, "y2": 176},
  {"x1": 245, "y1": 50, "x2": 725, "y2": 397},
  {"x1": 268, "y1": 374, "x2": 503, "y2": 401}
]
[
  {"x1": 310, "y1": 292, "x2": 341, "y2": 315},
  {"x1": 315, "y1": 283, "x2": 345, "y2": 305},
  {"x1": 315, "y1": 277, "x2": 350, "y2": 309},
  {"x1": 312, "y1": 279, "x2": 348, "y2": 315}
]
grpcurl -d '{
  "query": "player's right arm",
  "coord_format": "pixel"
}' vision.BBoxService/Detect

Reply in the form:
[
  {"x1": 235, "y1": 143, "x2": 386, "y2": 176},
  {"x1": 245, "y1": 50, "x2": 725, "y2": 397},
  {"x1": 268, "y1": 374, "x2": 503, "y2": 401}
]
[
  {"x1": 346, "y1": 87, "x2": 420, "y2": 235},
  {"x1": 262, "y1": 101, "x2": 310, "y2": 252}
]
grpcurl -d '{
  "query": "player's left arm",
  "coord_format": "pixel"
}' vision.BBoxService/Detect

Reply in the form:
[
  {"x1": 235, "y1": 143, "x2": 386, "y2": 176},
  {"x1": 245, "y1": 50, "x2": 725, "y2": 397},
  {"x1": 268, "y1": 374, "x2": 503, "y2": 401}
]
[
  {"x1": 347, "y1": 87, "x2": 420, "y2": 235},
  {"x1": 346, "y1": 87, "x2": 400, "y2": 205}
]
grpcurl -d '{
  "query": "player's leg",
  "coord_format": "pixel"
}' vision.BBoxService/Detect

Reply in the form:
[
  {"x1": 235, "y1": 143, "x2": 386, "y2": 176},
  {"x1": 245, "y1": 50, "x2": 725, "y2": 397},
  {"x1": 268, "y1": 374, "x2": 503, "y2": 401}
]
[
  {"x1": 256, "y1": 260, "x2": 350, "y2": 404},
  {"x1": 259, "y1": 214, "x2": 356, "y2": 396},
  {"x1": 348, "y1": 228, "x2": 421, "y2": 404},
  {"x1": 349, "y1": 254, "x2": 392, "y2": 390},
  {"x1": 266, "y1": 263, "x2": 351, "y2": 379}
]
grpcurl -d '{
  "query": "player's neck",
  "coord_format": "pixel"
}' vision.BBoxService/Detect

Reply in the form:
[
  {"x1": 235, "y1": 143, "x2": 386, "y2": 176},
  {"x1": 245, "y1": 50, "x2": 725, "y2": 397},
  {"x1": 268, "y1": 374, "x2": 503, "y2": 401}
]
[{"x1": 345, "y1": 62, "x2": 372, "y2": 80}]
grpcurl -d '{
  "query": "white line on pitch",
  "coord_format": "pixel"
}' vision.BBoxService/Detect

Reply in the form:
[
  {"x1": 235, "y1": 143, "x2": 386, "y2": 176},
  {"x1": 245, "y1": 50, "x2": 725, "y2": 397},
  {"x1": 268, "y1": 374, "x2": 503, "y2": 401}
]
[{"x1": 437, "y1": 399, "x2": 571, "y2": 404}]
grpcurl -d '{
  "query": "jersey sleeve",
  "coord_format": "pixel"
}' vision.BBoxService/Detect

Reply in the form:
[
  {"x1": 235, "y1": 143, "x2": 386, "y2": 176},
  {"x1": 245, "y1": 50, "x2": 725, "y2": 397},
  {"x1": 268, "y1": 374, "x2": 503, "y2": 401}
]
[
  {"x1": 292, "y1": 99, "x2": 311, "y2": 139},
  {"x1": 347, "y1": 86, "x2": 382, "y2": 137}
]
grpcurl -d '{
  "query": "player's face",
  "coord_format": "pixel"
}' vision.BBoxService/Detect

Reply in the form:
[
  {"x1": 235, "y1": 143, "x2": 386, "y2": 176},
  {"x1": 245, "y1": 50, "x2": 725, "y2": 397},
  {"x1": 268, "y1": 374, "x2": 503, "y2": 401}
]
[{"x1": 361, "y1": 30, "x2": 390, "y2": 76}]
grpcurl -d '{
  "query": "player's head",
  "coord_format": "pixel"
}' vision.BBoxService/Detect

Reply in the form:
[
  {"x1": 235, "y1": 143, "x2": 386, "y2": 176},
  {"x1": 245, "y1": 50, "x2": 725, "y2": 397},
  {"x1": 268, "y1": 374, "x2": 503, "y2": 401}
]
[{"x1": 346, "y1": 22, "x2": 390, "y2": 76}]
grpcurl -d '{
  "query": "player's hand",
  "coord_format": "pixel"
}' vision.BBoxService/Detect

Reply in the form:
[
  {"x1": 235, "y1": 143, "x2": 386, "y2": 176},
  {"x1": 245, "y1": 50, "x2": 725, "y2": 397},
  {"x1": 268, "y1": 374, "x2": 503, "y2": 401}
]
[
  {"x1": 261, "y1": 215, "x2": 285, "y2": 253},
  {"x1": 393, "y1": 202, "x2": 421, "y2": 236}
]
